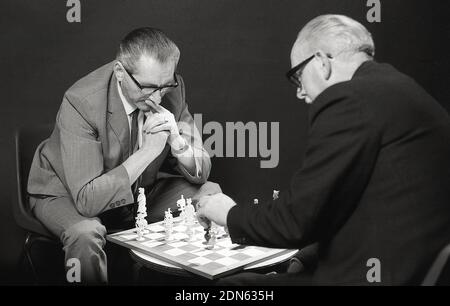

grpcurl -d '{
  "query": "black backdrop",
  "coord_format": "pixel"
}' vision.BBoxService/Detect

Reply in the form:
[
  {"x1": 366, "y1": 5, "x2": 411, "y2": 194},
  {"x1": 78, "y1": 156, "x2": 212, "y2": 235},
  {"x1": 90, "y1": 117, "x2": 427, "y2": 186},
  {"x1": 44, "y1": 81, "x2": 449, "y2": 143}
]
[{"x1": 0, "y1": 0, "x2": 448, "y2": 282}]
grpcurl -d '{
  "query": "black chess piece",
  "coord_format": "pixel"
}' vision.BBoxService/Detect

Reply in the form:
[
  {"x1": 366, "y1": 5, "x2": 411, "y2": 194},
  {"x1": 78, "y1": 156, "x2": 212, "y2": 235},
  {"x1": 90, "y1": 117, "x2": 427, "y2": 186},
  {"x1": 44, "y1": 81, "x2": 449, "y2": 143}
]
[{"x1": 204, "y1": 225, "x2": 211, "y2": 242}]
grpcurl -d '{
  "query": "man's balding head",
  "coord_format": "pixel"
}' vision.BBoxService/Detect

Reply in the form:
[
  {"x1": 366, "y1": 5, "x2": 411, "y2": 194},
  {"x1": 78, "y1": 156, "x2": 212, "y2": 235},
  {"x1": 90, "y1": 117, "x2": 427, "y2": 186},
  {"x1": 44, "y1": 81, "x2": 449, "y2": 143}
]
[
  {"x1": 290, "y1": 15, "x2": 375, "y2": 103},
  {"x1": 293, "y1": 14, "x2": 375, "y2": 62},
  {"x1": 116, "y1": 27, "x2": 180, "y2": 74}
]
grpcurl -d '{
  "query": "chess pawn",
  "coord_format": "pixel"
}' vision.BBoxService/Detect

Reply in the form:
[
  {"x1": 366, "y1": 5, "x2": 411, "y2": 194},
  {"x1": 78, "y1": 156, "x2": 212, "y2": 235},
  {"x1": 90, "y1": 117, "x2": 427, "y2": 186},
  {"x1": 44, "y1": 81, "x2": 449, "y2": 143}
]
[
  {"x1": 273, "y1": 190, "x2": 280, "y2": 200},
  {"x1": 164, "y1": 209, "x2": 174, "y2": 241},
  {"x1": 165, "y1": 226, "x2": 174, "y2": 241},
  {"x1": 205, "y1": 228, "x2": 217, "y2": 250},
  {"x1": 205, "y1": 222, "x2": 218, "y2": 249},
  {"x1": 177, "y1": 195, "x2": 186, "y2": 221}
]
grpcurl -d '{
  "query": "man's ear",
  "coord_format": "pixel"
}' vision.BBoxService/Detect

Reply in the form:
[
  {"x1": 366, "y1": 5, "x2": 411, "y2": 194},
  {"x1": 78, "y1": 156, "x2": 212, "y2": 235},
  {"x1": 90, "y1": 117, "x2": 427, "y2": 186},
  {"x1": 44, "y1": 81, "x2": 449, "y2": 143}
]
[
  {"x1": 113, "y1": 61, "x2": 125, "y2": 82},
  {"x1": 316, "y1": 51, "x2": 332, "y2": 81}
]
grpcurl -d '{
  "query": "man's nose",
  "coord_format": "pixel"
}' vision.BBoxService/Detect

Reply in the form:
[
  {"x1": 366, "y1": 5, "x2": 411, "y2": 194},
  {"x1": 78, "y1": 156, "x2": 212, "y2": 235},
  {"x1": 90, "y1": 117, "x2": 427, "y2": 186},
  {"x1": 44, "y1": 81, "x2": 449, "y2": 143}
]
[{"x1": 296, "y1": 87, "x2": 307, "y2": 100}]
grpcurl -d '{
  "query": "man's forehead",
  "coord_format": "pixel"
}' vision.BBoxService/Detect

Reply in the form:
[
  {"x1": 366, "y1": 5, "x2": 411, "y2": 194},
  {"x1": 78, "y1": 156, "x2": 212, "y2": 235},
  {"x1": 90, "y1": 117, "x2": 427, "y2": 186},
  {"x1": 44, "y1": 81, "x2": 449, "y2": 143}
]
[
  {"x1": 134, "y1": 55, "x2": 175, "y2": 84},
  {"x1": 290, "y1": 42, "x2": 308, "y2": 66}
]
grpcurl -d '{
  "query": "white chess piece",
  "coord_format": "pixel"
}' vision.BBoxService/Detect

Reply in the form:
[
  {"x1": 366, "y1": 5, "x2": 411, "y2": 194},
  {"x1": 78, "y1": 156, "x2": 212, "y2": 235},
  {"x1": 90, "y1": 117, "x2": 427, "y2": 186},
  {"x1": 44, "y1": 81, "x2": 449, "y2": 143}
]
[
  {"x1": 177, "y1": 195, "x2": 186, "y2": 223},
  {"x1": 185, "y1": 199, "x2": 195, "y2": 224},
  {"x1": 135, "y1": 188, "x2": 149, "y2": 236},
  {"x1": 253, "y1": 198, "x2": 259, "y2": 205},
  {"x1": 206, "y1": 222, "x2": 218, "y2": 249},
  {"x1": 273, "y1": 190, "x2": 280, "y2": 200},
  {"x1": 164, "y1": 208, "x2": 174, "y2": 241},
  {"x1": 185, "y1": 199, "x2": 196, "y2": 241}
]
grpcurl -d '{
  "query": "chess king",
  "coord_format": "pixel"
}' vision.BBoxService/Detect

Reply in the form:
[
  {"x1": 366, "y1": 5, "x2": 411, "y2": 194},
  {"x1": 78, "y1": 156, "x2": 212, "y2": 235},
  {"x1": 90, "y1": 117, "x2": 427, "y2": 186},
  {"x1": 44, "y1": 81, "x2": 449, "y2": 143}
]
[{"x1": 27, "y1": 27, "x2": 221, "y2": 283}]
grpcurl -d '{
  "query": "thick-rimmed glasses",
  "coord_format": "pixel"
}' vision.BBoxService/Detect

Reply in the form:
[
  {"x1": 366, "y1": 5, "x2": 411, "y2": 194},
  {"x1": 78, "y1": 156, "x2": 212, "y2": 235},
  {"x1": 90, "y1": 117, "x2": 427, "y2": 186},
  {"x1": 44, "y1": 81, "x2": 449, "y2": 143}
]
[
  {"x1": 123, "y1": 67, "x2": 179, "y2": 96},
  {"x1": 286, "y1": 53, "x2": 336, "y2": 92},
  {"x1": 285, "y1": 55, "x2": 315, "y2": 91}
]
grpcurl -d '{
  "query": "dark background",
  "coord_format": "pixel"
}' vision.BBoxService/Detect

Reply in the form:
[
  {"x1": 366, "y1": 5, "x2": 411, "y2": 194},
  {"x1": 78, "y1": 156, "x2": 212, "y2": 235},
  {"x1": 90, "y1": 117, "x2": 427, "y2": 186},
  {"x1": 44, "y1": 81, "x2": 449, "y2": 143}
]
[{"x1": 0, "y1": 0, "x2": 448, "y2": 283}]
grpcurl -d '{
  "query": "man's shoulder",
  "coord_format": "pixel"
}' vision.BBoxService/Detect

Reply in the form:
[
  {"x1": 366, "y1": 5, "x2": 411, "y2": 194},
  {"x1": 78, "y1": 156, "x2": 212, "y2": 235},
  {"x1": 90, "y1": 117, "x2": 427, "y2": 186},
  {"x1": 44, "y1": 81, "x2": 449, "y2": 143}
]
[
  {"x1": 314, "y1": 61, "x2": 410, "y2": 106},
  {"x1": 312, "y1": 79, "x2": 360, "y2": 115},
  {"x1": 64, "y1": 61, "x2": 115, "y2": 103}
]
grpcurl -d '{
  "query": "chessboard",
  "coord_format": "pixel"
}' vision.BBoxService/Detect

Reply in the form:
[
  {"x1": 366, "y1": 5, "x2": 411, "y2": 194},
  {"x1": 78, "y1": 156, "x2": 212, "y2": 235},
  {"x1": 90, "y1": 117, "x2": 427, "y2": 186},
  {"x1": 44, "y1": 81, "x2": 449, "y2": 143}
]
[{"x1": 106, "y1": 216, "x2": 293, "y2": 280}]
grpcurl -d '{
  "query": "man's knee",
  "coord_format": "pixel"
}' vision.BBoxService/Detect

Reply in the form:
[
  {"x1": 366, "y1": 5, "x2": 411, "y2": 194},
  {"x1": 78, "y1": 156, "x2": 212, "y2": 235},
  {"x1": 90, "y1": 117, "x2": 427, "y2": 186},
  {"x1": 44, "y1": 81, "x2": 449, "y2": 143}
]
[{"x1": 62, "y1": 219, "x2": 107, "y2": 250}]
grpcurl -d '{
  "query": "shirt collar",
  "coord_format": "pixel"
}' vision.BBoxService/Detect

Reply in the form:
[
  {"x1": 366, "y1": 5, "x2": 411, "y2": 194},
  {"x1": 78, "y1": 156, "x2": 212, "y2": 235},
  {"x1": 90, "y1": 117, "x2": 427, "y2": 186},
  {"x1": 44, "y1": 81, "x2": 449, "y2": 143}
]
[{"x1": 117, "y1": 81, "x2": 137, "y2": 116}]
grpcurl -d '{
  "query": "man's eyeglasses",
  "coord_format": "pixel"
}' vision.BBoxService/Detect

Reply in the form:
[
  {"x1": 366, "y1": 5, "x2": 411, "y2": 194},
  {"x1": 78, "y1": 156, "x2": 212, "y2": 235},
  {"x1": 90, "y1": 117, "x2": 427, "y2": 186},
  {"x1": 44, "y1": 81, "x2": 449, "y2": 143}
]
[
  {"x1": 286, "y1": 55, "x2": 315, "y2": 91},
  {"x1": 123, "y1": 67, "x2": 179, "y2": 96},
  {"x1": 286, "y1": 53, "x2": 336, "y2": 92}
]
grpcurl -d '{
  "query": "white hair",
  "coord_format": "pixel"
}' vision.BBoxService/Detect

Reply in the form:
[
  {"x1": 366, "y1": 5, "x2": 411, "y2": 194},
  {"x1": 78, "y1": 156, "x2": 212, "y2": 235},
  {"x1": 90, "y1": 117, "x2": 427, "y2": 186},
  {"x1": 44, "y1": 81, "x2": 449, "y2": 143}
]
[{"x1": 297, "y1": 14, "x2": 375, "y2": 59}]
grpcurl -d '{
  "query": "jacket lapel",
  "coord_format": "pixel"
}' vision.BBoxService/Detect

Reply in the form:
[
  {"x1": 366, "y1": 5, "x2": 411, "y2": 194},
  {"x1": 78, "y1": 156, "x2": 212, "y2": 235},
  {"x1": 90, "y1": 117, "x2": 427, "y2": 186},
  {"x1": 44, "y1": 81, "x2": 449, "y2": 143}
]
[{"x1": 107, "y1": 74, "x2": 131, "y2": 162}]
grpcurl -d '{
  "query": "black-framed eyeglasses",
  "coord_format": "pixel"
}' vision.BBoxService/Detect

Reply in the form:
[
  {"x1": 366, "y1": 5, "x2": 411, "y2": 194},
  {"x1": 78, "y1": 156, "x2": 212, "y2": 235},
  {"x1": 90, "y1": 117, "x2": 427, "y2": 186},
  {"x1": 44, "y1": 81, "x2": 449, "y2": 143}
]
[
  {"x1": 123, "y1": 67, "x2": 179, "y2": 96},
  {"x1": 286, "y1": 55, "x2": 315, "y2": 91},
  {"x1": 286, "y1": 53, "x2": 336, "y2": 92}
]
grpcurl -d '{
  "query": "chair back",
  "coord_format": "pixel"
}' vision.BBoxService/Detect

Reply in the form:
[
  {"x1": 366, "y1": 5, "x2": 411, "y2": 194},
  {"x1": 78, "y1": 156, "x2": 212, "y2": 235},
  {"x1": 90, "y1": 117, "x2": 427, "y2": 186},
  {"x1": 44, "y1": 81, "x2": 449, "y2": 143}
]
[{"x1": 14, "y1": 124, "x2": 54, "y2": 238}]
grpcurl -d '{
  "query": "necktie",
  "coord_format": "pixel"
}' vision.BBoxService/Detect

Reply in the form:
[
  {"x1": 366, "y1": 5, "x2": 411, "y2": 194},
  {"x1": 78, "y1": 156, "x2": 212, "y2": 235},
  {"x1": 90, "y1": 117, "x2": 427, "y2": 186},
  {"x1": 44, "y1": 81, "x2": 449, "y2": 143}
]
[
  {"x1": 130, "y1": 109, "x2": 140, "y2": 202},
  {"x1": 130, "y1": 109, "x2": 139, "y2": 155}
]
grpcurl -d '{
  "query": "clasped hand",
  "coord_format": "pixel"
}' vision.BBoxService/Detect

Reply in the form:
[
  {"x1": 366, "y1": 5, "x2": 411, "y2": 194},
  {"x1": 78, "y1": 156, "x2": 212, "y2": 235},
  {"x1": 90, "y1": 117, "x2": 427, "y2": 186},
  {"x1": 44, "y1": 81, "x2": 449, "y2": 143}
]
[{"x1": 142, "y1": 100, "x2": 185, "y2": 150}]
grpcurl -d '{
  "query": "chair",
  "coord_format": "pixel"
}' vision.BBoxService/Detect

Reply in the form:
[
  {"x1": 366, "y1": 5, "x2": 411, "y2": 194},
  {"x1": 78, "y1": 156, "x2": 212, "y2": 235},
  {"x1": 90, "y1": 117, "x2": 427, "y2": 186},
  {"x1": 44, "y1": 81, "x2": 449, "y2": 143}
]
[
  {"x1": 13, "y1": 124, "x2": 59, "y2": 282},
  {"x1": 422, "y1": 243, "x2": 450, "y2": 286},
  {"x1": 13, "y1": 124, "x2": 136, "y2": 283}
]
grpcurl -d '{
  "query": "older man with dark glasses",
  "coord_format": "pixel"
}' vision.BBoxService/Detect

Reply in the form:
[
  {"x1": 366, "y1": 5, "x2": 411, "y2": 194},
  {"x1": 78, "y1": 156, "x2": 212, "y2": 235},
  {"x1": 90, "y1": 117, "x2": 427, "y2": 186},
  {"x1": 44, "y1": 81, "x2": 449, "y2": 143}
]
[{"x1": 197, "y1": 14, "x2": 450, "y2": 286}]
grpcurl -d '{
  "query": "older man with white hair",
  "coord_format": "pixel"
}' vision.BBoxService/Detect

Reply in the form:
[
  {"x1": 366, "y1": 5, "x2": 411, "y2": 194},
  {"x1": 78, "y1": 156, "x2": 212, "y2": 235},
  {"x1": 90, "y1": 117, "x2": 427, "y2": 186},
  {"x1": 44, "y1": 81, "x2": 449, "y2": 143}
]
[{"x1": 197, "y1": 14, "x2": 450, "y2": 285}]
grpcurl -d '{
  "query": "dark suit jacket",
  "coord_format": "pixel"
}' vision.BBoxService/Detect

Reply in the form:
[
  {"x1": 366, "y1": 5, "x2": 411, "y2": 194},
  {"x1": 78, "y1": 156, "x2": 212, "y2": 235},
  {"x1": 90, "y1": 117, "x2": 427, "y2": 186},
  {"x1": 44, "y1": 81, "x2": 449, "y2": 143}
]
[
  {"x1": 227, "y1": 61, "x2": 450, "y2": 285},
  {"x1": 28, "y1": 61, "x2": 211, "y2": 218}
]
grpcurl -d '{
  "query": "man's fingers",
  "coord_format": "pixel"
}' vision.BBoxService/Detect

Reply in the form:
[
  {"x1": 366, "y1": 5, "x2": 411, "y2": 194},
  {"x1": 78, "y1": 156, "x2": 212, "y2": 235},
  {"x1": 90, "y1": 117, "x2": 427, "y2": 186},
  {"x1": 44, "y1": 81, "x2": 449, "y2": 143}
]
[
  {"x1": 197, "y1": 215, "x2": 211, "y2": 229},
  {"x1": 144, "y1": 99, "x2": 160, "y2": 113},
  {"x1": 143, "y1": 130, "x2": 170, "y2": 139},
  {"x1": 145, "y1": 99, "x2": 169, "y2": 114},
  {"x1": 144, "y1": 115, "x2": 167, "y2": 131},
  {"x1": 196, "y1": 201, "x2": 212, "y2": 229},
  {"x1": 149, "y1": 123, "x2": 171, "y2": 134}
]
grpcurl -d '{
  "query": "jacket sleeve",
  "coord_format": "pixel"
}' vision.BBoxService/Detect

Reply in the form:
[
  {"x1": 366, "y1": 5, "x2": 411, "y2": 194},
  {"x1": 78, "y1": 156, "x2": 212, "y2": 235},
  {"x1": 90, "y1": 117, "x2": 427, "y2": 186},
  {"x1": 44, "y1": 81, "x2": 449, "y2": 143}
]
[
  {"x1": 57, "y1": 95, "x2": 134, "y2": 217},
  {"x1": 172, "y1": 76, "x2": 211, "y2": 184},
  {"x1": 227, "y1": 89, "x2": 381, "y2": 249}
]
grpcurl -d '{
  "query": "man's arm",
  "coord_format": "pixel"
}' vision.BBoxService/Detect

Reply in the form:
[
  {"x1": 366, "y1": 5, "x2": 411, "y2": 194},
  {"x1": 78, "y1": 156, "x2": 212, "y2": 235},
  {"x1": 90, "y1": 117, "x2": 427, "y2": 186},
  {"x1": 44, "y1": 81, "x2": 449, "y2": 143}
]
[
  {"x1": 58, "y1": 96, "x2": 167, "y2": 217},
  {"x1": 146, "y1": 76, "x2": 211, "y2": 184},
  {"x1": 58, "y1": 96, "x2": 133, "y2": 217},
  {"x1": 198, "y1": 89, "x2": 380, "y2": 249},
  {"x1": 227, "y1": 91, "x2": 380, "y2": 248},
  {"x1": 172, "y1": 100, "x2": 211, "y2": 183}
]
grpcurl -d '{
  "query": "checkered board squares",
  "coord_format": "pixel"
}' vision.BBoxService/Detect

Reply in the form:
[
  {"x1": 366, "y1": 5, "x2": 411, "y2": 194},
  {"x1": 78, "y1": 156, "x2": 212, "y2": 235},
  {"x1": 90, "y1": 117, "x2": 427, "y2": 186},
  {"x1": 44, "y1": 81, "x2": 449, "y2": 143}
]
[{"x1": 106, "y1": 217, "x2": 292, "y2": 280}]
